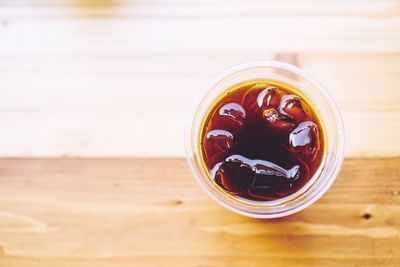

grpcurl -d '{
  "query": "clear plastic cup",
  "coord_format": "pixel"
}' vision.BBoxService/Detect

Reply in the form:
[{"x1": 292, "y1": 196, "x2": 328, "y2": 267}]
[{"x1": 185, "y1": 61, "x2": 345, "y2": 218}]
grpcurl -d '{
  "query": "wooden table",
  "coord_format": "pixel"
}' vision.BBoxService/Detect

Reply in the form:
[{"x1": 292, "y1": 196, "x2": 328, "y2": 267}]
[
  {"x1": 1, "y1": 1, "x2": 400, "y2": 266},
  {"x1": 0, "y1": 158, "x2": 399, "y2": 266}
]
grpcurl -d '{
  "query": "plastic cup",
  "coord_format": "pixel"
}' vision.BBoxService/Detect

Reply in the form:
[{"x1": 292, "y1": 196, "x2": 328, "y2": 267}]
[{"x1": 185, "y1": 61, "x2": 345, "y2": 218}]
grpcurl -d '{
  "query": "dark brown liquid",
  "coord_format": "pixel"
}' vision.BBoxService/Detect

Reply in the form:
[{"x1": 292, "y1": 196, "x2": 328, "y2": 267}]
[{"x1": 200, "y1": 81, "x2": 324, "y2": 201}]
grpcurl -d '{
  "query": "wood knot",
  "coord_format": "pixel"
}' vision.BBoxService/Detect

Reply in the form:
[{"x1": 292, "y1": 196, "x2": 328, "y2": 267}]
[
  {"x1": 173, "y1": 200, "x2": 183, "y2": 206},
  {"x1": 362, "y1": 213, "x2": 372, "y2": 220}
]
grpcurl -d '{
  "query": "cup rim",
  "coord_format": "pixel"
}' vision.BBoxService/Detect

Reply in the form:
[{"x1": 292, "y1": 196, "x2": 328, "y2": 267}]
[{"x1": 185, "y1": 60, "x2": 345, "y2": 218}]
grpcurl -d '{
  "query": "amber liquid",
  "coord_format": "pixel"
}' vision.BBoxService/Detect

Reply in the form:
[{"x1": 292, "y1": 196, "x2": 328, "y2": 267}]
[{"x1": 200, "y1": 80, "x2": 325, "y2": 201}]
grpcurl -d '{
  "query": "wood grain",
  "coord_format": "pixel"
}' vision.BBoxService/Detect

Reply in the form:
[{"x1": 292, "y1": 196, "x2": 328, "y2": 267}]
[
  {"x1": 0, "y1": 157, "x2": 398, "y2": 266},
  {"x1": 0, "y1": 1, "x2": 399, "y2": 157}
]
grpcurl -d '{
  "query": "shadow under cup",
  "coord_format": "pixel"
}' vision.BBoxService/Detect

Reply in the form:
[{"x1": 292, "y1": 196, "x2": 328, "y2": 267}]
[{"x1": 185, "y1": 61, "x2": 345, "y2": 218}]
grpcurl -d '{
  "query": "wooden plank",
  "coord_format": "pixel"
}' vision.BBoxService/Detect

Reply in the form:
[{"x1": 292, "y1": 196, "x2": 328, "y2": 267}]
[
  {"x1": 1, "y1": 16, "x2": 400, "y2": 53},
  {"x1": 0, "y1": 157, "x2": 399, "y2": 266},
  {"x1": 1, "y1": 0, "x2": 399, "y2": 19},
  {"x1": 0, "y1": 52, "x2": 399, "y2": 157}
]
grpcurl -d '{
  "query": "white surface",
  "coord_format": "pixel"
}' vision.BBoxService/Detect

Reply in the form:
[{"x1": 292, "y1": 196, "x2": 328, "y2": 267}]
[{"x1": 0, "y1": 1, "x2": 399, "y2": 157}]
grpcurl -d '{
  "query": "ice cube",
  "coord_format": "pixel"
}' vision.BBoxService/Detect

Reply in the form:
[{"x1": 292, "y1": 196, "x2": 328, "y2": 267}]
[
  {"x1": 288, "y1": 121, "x2": 319, "y2": 160},
  {"x1": 212, "y1": 103, "x2": 246, "y2": 134}
]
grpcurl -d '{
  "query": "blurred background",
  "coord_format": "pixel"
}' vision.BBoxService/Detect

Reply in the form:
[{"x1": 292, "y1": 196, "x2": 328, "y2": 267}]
[{"x1": 1, "y1": 0, "x2": 399, "y2": 158}]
